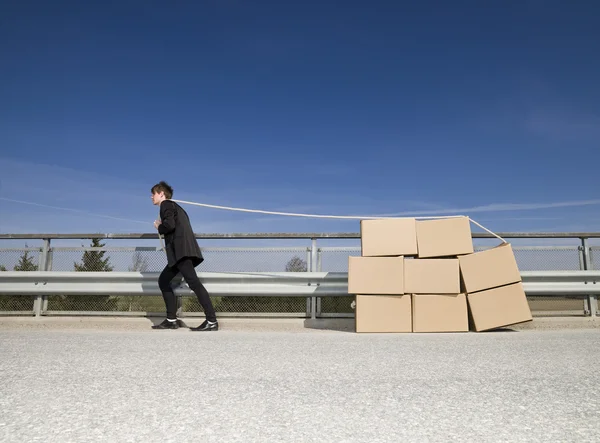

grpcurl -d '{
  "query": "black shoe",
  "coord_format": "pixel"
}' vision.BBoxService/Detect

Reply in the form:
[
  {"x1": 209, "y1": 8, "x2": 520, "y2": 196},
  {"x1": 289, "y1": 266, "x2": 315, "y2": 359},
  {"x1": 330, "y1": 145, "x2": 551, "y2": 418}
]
[
  {"x1": 152, "y1": 319, "x2": 179, "y2": 329},
  {"x1": 190, "y1": 320, "x2": 218, "y2": 331},
  {"x1": 176, "y1": 319, "x2": 189, "y2": 328}
]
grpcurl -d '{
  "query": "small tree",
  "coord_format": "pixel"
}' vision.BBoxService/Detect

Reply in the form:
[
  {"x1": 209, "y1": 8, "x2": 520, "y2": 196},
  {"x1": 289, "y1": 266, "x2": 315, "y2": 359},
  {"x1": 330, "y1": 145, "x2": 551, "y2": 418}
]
[
  {"x1": 0, "y1": 249, "x2": 38, "y2": 311},
  {"x1": 285, "y1": 256, "x2": 308, "y2": 272},
  {"x1": 74, "y1": 238, "x2": 113, "y2": 272},
  {"x1": 51, "y1": 238, "x2": 116, "y2": 311},
  {"x1": 14, "y1": 249, "x2": 39, "y2": 271}
]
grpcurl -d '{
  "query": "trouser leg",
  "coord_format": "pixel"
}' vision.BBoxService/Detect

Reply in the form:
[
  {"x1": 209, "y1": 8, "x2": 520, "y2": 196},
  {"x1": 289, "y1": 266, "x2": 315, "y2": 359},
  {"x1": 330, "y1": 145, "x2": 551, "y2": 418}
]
[
  {"x1": 177, "y1": 259, "x2": 217, "y2": 322},
  {"x1": 158, "y1": 264, "x2": 179, "y2": 320}
]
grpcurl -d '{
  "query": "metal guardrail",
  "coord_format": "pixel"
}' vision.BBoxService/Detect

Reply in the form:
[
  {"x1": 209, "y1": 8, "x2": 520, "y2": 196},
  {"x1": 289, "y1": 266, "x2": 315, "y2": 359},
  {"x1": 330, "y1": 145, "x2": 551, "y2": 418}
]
[
  {"x1": 521, "y1": 271, "x2": 600, "y2": 293},
  {"x1": 0, "y1": 271, "x2": 348, "y2": 297},
  {"x1": 1, "y1": 270, "x2": 599, "y2": 317}
]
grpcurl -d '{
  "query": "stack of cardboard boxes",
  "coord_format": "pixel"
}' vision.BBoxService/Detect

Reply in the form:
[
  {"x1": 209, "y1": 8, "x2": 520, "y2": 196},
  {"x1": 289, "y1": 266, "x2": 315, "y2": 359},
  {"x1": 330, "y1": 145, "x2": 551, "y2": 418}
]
[{"x1": 348, "y1": 217, "x2": 533, "y2": 333}]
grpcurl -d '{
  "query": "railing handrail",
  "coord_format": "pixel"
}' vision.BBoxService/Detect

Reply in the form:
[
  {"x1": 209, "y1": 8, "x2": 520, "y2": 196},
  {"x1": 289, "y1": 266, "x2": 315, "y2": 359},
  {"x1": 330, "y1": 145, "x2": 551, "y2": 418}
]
[{"x1": 2, "y1": 232, "x2": 600, "y2": 240}]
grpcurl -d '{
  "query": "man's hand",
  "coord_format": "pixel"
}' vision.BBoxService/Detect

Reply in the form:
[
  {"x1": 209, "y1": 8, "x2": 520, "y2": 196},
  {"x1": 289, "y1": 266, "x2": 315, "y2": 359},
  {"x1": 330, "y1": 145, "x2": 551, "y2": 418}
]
[{"x1": 154, "y1": 219, "x2": 162, "y2": 229}]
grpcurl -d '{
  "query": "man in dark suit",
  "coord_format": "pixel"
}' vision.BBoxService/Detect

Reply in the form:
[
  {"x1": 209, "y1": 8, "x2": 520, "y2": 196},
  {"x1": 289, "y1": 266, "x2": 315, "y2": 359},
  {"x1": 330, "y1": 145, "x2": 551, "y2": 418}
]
[{"x1": 150, "y1": 181, "x2": 218, "y2": 331}]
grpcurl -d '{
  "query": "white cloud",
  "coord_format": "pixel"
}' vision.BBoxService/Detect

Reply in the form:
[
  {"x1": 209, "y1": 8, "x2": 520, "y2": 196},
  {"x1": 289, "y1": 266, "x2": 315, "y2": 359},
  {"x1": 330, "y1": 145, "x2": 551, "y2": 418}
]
[
  {"x1": 0, "y1": 197, "x2": 149, "y2": 225},
  {"x1": 378, "y1": 199, "x2": 600, "y2": 217},
  {"x1": 526, "y1": 111, "x2": 600, "y2": 142}
]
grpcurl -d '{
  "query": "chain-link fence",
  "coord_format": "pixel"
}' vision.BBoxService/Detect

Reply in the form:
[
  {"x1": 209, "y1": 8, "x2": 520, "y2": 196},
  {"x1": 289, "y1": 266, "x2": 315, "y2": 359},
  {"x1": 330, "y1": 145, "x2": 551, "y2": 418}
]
[
  {"x1": 45, "y1": 294, "x2": 167, "y2": 313},
  {"x1": 183, "y1": 295, "x2": 307, "y2": 316},
  {"x1": 47, "y1": 247, "x2": 164, "y2": 272},
  {"x1": 499, "y1": 247, "x2": 582, "y2": 271},
  {"x1": 43, "y1": 295, "x2": 308, "y2": 316},
  {"x1": 0, "y1": 295, "x2": 35, "y2": 313},
  {"x1": 46, "y1": 247, "x2": 310, "y2": 272}
]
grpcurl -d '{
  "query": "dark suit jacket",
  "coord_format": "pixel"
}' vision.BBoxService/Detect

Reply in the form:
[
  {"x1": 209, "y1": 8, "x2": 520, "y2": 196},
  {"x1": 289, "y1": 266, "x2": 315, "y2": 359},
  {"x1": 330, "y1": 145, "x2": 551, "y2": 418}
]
[{"x1": 158, "y1": 200, "x2": 204, "y2": 268}]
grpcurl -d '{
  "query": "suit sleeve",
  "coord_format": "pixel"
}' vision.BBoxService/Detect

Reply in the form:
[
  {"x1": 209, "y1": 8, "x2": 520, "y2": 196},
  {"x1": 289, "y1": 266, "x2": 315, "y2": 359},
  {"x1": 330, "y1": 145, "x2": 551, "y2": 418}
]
[{"x1": 158, "y1": 201, "x2": 176, "y2": 235}]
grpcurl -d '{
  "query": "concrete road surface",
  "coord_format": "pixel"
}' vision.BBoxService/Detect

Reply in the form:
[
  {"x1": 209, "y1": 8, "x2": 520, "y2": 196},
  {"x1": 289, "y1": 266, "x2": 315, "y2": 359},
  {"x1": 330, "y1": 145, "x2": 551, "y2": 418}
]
[{"x1": 1, "y1": 324, "x2": 599, "y2": 442}]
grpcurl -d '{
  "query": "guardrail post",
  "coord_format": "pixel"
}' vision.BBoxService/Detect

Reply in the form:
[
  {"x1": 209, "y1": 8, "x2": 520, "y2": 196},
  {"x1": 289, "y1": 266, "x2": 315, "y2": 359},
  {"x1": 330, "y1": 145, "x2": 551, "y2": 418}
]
[
  {"x1": 581, "y1": 237, "x2": 598, "y2": 318},
  {"x1": 310, "y1": 238, "x2": 318, "y2": 319},
  {"x1": 316, "y1": 247, "x2": 322, "y2": 317},
  {"x1": 305, "y1": 248, "x2": 311, "y2": 317},
  {"x1": 34, "y1": 239, "x2": 51, "y2": 317},
  {"x1": 42, "y1": 241, "x2": 53, "y2": 315}
]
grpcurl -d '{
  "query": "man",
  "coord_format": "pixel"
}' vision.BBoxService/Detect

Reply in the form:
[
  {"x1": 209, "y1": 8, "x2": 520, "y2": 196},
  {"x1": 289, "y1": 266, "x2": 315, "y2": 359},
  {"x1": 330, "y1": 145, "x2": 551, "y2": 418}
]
[{"x1": 150, "y1": 181, "x2": 218, "y2": 331}]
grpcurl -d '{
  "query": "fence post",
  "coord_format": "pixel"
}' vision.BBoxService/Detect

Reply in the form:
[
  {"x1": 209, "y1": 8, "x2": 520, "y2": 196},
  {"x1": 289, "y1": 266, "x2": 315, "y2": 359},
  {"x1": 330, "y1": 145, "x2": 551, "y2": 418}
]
[
  {"x1": 581, "y1": 237, "x2": 598, "y2": 318},
  {"x1": 310, "y1": 238, "x2": 318, "y2": 319},
  {"x1": 34, "y1": 238, "x2": 51, "y2": 317}
]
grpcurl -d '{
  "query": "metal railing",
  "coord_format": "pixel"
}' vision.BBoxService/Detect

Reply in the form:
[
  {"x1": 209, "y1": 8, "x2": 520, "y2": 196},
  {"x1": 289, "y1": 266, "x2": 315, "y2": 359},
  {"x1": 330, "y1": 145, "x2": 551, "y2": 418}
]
[{"x1": 1, "y1": 232, "x2": 599, "y2": 318}]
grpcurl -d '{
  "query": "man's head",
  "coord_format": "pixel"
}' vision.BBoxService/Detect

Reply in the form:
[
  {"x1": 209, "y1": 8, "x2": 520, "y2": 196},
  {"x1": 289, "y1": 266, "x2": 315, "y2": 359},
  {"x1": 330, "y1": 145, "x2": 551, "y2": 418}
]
[{"x1": 151, "y1": 181, "x2": 173, "y2": 205}]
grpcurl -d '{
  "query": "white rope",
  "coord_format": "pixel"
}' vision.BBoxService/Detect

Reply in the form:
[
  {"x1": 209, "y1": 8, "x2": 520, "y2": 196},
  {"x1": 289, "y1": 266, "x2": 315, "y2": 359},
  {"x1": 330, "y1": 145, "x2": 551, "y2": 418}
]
[
  {"x1": 468, "y1": 218, "x2": 506, "y2": 243},
  {"x1": 172, "y1": 199, "x2": 458, "y2": 220},
  {"x1": 170, "y1": 199, "x2": 507, "y2": 243},
  {"x1": 158, "y1": 232, "x2": 166, "y2": 251}
]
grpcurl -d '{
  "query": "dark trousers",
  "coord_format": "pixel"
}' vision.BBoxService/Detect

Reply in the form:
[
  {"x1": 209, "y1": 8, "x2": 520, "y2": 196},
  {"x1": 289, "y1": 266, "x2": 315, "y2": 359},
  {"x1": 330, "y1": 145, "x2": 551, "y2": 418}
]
[{"x1": 158, "y1": 258, "x2": 217, "y2": 322}]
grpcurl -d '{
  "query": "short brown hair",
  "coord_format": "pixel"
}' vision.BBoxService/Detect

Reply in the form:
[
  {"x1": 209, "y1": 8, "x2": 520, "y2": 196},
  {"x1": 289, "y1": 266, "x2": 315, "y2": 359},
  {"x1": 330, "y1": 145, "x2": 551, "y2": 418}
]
[{"x1": 151, "y1": 181, "x2": 173, "y2": 199}]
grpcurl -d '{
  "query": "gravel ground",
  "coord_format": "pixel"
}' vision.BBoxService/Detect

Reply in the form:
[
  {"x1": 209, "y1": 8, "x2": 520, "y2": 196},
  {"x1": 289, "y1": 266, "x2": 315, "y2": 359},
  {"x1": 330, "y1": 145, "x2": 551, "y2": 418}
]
[{"x1": 1, "y1": 323, "x2": 599, "y2": 443}]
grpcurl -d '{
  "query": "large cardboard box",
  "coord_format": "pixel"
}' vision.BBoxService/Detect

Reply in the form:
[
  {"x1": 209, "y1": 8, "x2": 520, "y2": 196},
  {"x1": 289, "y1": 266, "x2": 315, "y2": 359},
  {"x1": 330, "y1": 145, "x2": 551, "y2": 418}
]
[
  {"x1": 466, "y1": 282, "x2": 533, "y2": 331},
  {"x1": 416, "y1": 217, "x2": 474, "y2": 258},
  {"x1": 348, "y1": 256, "x2": 404, "y2": 295},
  {"x1": 360, "y1": 218, "x2": 418, "y2": 257},
  {"x1": 404, "y1": 258, "x2": 460, "y2": 294},
  {"x1": 412, "y1": 294, "x2": 468, "y2": 332},
  {"x1": 355, "y1": 294, "x2": 412, "y2": 333},
  {"x1": 459, "y1": 243, "x2": 521, "y2": 293}
]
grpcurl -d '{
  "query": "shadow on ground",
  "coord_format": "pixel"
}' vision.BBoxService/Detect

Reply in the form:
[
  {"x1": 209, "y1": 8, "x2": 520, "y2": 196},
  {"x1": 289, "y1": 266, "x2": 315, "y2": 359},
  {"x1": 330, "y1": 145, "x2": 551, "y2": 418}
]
[
  {"x1": 303, "y1": 318, "x2": 355, "y2": 332},
  {"x1": 302, "y1": 318, "x2": 525, "y2": 333}
]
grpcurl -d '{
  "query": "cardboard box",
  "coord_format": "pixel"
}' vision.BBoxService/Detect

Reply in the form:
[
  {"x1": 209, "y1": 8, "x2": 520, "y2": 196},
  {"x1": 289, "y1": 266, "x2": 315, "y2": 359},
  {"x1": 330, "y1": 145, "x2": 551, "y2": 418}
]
[
  {"x1": 348, "y1": 256, "x2": 404, "y2": 295},
  {"x1": 459, "y1": 243, "x2": 521, "y2": 293},
  {"x1": 360, "y1": 218, "x2": 418, "y2": 257},
  {"x1": 355, "y1": 294, "x2": 412, "y2": 333},
  {"x1": 404, "y1": 258, "x2": 460, "y2": 294},
  {"x1": 412, "y1": 294, "x2": 468, "y2": 332},
  {"x1": 466, "y1": 282, "x2": 533, "y2": 331},
  {"x1": 416, "y1": 217, "x2": 474, "y2": 258}
]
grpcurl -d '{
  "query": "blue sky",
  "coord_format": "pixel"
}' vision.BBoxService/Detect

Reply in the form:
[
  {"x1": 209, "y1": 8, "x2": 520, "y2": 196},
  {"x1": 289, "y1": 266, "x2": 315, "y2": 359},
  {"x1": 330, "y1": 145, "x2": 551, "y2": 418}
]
[{"x1": 1, "y1": 0, "x2": 599, "y2": 240}]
